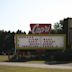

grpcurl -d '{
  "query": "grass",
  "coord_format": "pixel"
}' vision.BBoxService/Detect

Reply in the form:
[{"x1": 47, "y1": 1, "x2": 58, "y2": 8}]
[
  {"x1": 0, "y1": 55, "x2": 72, "y2": 72},
  {"x1": 0, "y1": 55, "x2": 8, "y2": 62},
  {"x1": 24, "y1": 60, "x2": 45, "y2": 64},
  {"x1": 0, "y1": 55, "x2": 46, "y2": 63},
  {"x1": 0, "y1": 65, "x2": 72, "y2": 72}
]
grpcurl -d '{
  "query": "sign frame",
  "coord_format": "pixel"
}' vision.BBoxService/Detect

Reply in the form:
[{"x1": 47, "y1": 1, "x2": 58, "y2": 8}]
[{"x1": 14, "y1": 34, "x2": 66, "y2": 50}]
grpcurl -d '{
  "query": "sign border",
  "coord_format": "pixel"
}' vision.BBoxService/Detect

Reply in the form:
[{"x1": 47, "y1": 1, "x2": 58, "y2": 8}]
[{"x1": 15, "y1": 34, "x2": 66, "y2": 50}]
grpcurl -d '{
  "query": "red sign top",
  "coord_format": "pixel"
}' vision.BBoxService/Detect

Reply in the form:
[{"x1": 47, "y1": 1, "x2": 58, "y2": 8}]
[{"x1": 30, "y1": 24, "x2": 51, "y2": 34}]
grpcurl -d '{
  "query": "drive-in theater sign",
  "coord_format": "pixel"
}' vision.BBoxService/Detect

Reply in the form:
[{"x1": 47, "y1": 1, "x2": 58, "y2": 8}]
[
  {"x1": 14, "y1": 24, "x2": 66, "y2": 50},
  {"x1": 15, "y1": 34, "x2": 66, "y2": 49},
  {"x1": 30, "y1": 24, "x2": 51, "y2": 34}
]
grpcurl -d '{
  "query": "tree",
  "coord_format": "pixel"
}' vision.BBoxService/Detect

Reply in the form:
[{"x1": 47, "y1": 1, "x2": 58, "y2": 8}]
[
  {"x1": 28, "y1": 31, "x2": 32, "y2": 34},
  {"x1": 50, "y1": 29, "x2": 55, "y2": 34},
  {"x1": 16, "y1": 29, "x2": 22, "y2": 34},
  {"x1": 54, "y1": 20, "x2": 63, "y2": 33},
  {"x1": 5, "y1": 32, "x2": 15, "y2": 60},
  {"x1": 23, "y1": 31, "x2": 26, "y2": 34},
  {"x1": 0, "y1": 30, "x2": 15, "y2": 60},
  {"x1": 0, "y1": 30, "x2": 6, "y2": 54}
]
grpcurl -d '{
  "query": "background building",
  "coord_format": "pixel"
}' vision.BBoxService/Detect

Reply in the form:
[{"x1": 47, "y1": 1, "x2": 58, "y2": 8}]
[{"x1": 63, "y1": 18, "x2": 72, "y2": 48}]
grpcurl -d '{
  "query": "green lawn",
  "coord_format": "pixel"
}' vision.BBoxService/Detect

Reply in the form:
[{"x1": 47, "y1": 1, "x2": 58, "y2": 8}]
[
  {"x1": 0, "y1": 66, "x2": 72, "y2": 72},
  {"x1": 24, "y1": 60, "x2": 45, "y2": 64},
  {"x1": 0, "y1": 55, "x2": 72, "y2": 72},
  {"x1": 0, "y1": 55, "x2": 8, "y2": 62},
  {"x1": 0, "y1": 55, "x2": 46, "y2": 63}
]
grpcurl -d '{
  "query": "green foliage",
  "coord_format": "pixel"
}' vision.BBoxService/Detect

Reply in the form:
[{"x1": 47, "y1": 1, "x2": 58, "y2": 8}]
[
  {"x1": 0, "y1": 30, "x2": 15, "y2": 54},
  {"x1": 0, "y1": 30, "x2": 27, "y2": 55},
  {"x1": 54, "y1": 20, "x2": 63, "y2": 34}
]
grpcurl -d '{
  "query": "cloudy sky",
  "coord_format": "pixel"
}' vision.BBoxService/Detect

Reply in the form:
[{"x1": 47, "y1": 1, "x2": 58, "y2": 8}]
[{"x1": 0, "y1": 0, "x2": 72, "y2": 33}]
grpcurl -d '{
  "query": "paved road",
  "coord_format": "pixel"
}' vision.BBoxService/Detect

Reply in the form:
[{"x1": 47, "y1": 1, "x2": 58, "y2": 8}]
[{"x1": 0, "y1": 62, "x2": 72, "y2": 69}]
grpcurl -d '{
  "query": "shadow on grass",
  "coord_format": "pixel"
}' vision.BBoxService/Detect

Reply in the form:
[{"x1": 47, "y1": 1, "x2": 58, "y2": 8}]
[
  {"x1": 6, "y1": 55, "x2": 47, "y2": 63},
  {"x1": 5, "y1": 56, "x2": 72, "y2": 66},
  {"x1": 45, "y1": 60, "x2": 71, "y2": 65},
  {"x1": 45, "y1": 57, "x2": 72, "y2": 65}
]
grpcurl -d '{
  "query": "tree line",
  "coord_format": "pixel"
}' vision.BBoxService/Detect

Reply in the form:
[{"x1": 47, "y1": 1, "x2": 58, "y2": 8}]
[{"x1": 0, "y1": 30, "x2": 27, "y2": 55}]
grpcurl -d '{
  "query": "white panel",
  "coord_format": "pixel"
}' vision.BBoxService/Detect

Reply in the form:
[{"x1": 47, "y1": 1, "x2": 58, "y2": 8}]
[{"x1": 16, "y1": 35, "x2": 65, "y2": 49}]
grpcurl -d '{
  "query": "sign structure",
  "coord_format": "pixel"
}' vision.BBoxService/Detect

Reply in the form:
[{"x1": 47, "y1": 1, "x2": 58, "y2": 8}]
[
  {"x1": 30, "y1": 24, "x2": 51, "y2": 34},
  {"x1": 15, "y1": 34, "x2": 66, "y2": 50}
]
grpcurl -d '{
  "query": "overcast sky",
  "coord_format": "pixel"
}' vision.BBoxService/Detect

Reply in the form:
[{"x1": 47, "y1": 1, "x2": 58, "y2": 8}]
[{"x1": 0, "y1": 0, "x2": 72, "y2": 33}]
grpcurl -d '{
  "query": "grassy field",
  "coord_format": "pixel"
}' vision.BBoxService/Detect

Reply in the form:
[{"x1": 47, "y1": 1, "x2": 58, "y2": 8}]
[
  {"x1": 24, "y1": 60, "x2": 45, "y2": 64},
  {"x1": 0, "y1": 55, "x2": 45, "y2": 63},
  {"x1": 0, "y1": 66, "x2": 72, "y2": 72},
  {"x1": 0, "y1": 55, "x2": 8, "y2": 62},
  {"x1": 0, "y1": 55, "x2": 72, "y2": 72},
  {"x1": 0, "y1": 65, "x2": 72, "y2": 72}
]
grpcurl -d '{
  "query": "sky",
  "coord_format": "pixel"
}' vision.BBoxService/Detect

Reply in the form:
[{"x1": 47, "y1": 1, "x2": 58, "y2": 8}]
[{"x1": 0, "y1": 0, "x2": 72, "y2": 33}]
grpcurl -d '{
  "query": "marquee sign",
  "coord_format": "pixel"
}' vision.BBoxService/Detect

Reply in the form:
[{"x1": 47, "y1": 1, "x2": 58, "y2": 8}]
[
  {"x1": 15, "y1": 34, "x2": 66, "y2": 50},
  {"x1": 30, "y1": 24, "x2": 51, "y2": 34}
]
